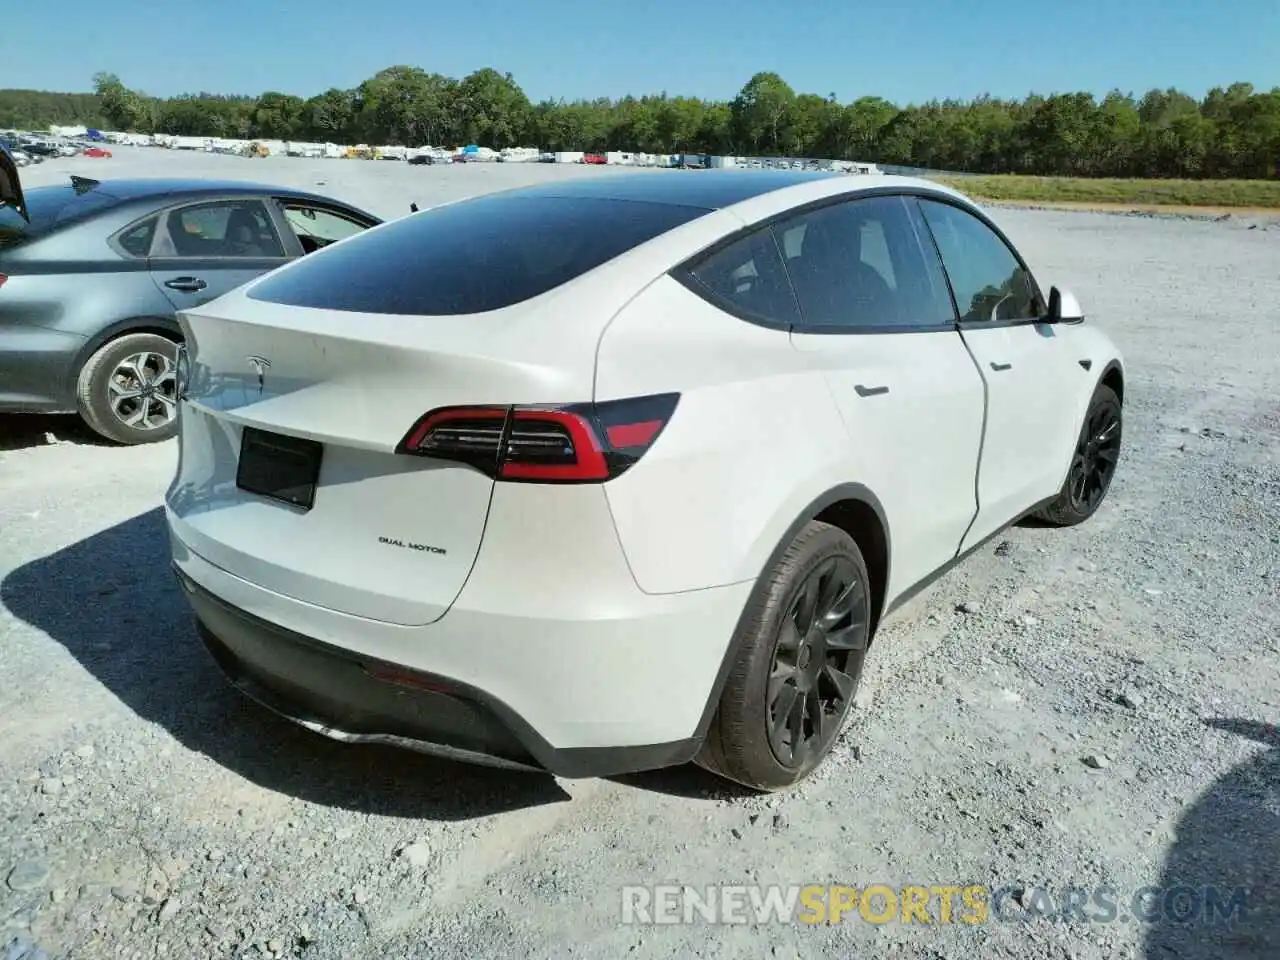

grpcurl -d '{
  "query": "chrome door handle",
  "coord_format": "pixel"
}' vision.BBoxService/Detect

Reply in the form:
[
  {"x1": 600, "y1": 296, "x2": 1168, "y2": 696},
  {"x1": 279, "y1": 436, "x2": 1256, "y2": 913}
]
[
  {"x1": 855, "y1": 384, "x2": 889, "y2": 397},
  {"x1": 990, "y1": 361, "x2": 1013, "y2": 372},
  {"x1": 165, "y1": 277, "x2": 207, "y2": 292}
]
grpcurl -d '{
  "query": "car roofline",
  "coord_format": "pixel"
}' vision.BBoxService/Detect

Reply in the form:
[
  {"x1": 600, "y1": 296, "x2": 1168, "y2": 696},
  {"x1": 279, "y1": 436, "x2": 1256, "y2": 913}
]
[
  {"x1": 19, "y1": 177, "x2": 382, "y2": 225},
  {"x1": 433, "y1": 170, "x2": 975, "y2": 220},
  {"x1": 550, "y1": 176, "x2": 988, "y2": 306},
  {"x1": 714, "y1": 174, "x2": 978, "y2": 227}
]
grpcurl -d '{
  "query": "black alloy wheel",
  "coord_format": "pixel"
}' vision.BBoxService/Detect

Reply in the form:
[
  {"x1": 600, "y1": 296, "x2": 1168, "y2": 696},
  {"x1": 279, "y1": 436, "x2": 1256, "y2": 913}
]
[
  {"x1": 1067, "y1": 398, "x2": 1122, "y2": 514},
  {"x1": 1035, "y1": 383, "x2": 1123, "y2": 527},
  {"x1": 696, "y1": 521, "x2": 874, "y2": 791},
  {"x1": 766, "y1": 555, "x2": 869, "y2": 769}
]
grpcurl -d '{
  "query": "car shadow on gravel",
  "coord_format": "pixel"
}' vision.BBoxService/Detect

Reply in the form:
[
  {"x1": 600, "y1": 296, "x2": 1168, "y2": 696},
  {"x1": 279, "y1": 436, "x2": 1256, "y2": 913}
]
[
  {"x1": 0, "y1": 507, "x2": 572, "y2": 819},
  {"x1": 610, "y1": 764, "x2": 760, "y2": 801},
  {"x1": 0, "y1": 413, "x2": 107, "y2": 451},
  {"x1": 1142, "y1": 718, "x2": 1279, "y2": 959}
]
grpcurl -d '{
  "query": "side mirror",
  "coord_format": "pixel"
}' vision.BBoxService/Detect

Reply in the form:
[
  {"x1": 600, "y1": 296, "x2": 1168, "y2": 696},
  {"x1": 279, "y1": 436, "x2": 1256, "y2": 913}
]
[{"x1": 1046, "y1": 286, "x2": 1085, "y2": 324}]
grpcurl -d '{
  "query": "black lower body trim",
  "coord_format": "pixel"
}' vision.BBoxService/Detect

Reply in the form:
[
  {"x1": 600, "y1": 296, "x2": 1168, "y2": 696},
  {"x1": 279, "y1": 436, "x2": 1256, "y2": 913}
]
[
  {"x1": 177, "y1": 567, "x2": 700, "y2": 779},
  {"x1": 688, "y1": 489, "x2": 1060, "y2": 748},
  {"x1": 884, "y1": 494, "x2": 1059, "y2": 618}
]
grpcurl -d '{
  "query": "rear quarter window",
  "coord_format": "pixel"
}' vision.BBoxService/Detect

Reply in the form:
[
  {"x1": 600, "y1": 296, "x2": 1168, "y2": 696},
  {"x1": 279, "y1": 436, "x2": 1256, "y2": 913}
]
[
  {"x1": 682, "y1": 228, "x2": 801, "y2": 328},
  {"x1": 247, "y1": 194, "x2": 708, "y2": 315},
  {"x1": 115, "y1": 215, "x2": 158, "y2": 258}
]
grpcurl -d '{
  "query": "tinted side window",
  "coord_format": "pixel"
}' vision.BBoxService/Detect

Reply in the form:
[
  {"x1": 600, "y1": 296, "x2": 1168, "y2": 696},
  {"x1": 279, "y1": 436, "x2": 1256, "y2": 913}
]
[
  {"x1": 158, "y1": 200, "x2": 286, "y2": 259},
  {"x1": 685, "y1": 229, "x2": 799, "y2": 327},
  {"x1": 917, "y1": 199, "x2": 1041, "y2": 322},
  {"x1": 248, "y1": 195, "x2": 706, "y2": 316},
  {"x1": 773, "y1": 195, "x2": 955, "y2": 330},
  {"x1": 115, "y1": 216, "x2": 157, "y2": 258}
]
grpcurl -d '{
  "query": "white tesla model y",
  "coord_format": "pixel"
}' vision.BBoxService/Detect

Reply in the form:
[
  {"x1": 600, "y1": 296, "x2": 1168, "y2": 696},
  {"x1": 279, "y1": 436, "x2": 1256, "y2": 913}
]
[{"x1": 165, "y1": 171, "x2": 1124, "y2": 790}]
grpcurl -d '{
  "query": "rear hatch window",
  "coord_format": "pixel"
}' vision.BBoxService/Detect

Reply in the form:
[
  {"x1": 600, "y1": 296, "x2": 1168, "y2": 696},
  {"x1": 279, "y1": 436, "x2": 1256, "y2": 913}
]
[
  {"x1": 0, "y1": 182, "x2": 121, "y2": 248},
  {"x1": 246, "y1": 193, "x2": 708, "y2": 315}
]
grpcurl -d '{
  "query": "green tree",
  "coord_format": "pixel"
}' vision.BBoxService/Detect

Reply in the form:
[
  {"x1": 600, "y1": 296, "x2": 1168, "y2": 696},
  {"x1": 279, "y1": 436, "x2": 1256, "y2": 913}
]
[
  {"x1": 453, "y1": 68, "x2": 531, "y2": 149},
  {"x1": 3, "y1": 70, "x2": 1277, "y2": 181},
  {"x1": 839, "y1": 97, "x2": 899, "y2": 163},
  {"x1": 785, "y1": 93, "x2": 838, "y2": 157},
  {"x1": 302, "y1": 88, "x2": 357, "y2": 142},
  {"x1": 732, "y1": 72, "x2": 795, "y2": 152},
  {"x1": 92, "y1": 72, "x2": 148, "y2": 131},
  {"x1": 249, "y1": 92, "x2": 305, "y2": 139},
  {"x1": 354, "y1": 66, "x2": 455, "y2": 145},
  {"x1": 656, "y1": 96, "x2": 705, "y2": 153}
]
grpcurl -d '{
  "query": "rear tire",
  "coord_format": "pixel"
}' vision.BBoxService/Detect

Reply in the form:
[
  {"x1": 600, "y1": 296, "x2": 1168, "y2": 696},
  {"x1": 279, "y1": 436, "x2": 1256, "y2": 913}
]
[
  {"x1": 1034, "y1": 383, "x2": 1122, "y2": 527},
  {"x1": 696, "y1": 521, "x2": 873, "y2": 791},
  {"x1": 76, "y1": 333, "x2": 181, "y2": 445}
]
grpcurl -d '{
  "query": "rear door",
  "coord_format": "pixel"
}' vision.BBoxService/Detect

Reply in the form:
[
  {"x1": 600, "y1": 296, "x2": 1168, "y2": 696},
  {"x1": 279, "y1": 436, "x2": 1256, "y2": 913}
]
[
  {"x1": 915, "y1": 197, "x2": 1083, "y2": 549},
  {"x1": 149, "y1": 198, "x2": 291, "y2": 309},
  {"x1": 779, "y1": 194, "x2": 986, "y2": 598}
]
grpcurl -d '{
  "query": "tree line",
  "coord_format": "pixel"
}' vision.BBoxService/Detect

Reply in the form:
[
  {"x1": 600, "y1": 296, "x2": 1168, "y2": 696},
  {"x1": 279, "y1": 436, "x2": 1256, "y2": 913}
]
[{"x1": 1, "y1": 70, "x2": 1276, "y2": 179}]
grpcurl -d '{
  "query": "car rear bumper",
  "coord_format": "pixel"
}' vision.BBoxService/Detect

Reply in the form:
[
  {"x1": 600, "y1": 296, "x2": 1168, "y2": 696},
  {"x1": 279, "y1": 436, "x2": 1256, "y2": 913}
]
[
  {"x1": 169, "y1": 524, "x2": 754, "y2": 778},
  {"x1": 0, "y1": 325, "x2": 83, "y2": 413}
]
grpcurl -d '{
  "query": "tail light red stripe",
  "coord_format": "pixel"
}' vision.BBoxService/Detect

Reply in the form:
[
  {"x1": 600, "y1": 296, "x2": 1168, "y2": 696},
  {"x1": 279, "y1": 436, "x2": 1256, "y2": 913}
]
[{"x1": 605, "y1": 419, "x2": 664, "y2": 449}]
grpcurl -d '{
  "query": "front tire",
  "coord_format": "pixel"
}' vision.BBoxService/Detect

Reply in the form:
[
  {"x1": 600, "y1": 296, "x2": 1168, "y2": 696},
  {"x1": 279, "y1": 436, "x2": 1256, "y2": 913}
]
[
  {"x1": 1035, "y1": 383, "x2": 1122, "y2": 526},
  {"x1": 696, "y1": 521, "x2": 872, "y2": 791},
  {"x1": 76, "y1": 333, "x2": 181, "y2": 445}
]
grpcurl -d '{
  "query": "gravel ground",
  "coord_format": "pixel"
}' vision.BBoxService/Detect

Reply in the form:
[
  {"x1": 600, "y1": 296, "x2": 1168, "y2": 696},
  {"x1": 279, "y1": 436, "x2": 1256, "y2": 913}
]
[{"x1": 1, "y1": 150, "x2": 1278, "y2": 960}]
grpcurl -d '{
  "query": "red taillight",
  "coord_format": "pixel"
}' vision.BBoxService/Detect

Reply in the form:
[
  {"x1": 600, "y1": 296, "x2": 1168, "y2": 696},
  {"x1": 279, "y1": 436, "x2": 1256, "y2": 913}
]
[
  {"x1": 396, "y1": 393, "x2": 679, "y2": 483},
  {"x1": 499, "y1": 409, "x2": 610, "y2": 482},
  {"x1": 0, "y1": 274, "x2": 7, "y2": 290},
  {"x1": 401, "y1": 405, "x2": 509, "y2": 455},
  {"x1": 605, "y1": 419, "x2": 664, "y2": 448}
]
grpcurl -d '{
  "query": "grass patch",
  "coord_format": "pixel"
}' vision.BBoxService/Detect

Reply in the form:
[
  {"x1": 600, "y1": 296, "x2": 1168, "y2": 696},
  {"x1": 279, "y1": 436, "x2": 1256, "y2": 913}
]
[{"x1": 931, "y1": 174, "x2": 1280, "y2": 209}]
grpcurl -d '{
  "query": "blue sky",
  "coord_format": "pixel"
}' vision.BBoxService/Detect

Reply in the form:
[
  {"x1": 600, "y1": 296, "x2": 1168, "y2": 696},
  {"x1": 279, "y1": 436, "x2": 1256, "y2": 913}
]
[{"x1": 6, "y1": 0, "x2": 1277, "y2": 105}]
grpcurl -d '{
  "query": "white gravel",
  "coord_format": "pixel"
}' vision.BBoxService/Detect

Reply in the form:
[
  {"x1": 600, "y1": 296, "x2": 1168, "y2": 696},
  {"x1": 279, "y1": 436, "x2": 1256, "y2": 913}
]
[{"x1": 1, "y1": 150, "x2": 1278, "y2": 960}]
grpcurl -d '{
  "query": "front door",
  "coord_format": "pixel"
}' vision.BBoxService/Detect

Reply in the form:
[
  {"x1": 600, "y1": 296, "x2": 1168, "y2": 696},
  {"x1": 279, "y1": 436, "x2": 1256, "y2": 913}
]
[
  {"x1": 915, "y1": 197, "x2": 1083, "y2": 551},
  {"x1": 148, "y1": 198, "x2": 291, "y2": 310}
]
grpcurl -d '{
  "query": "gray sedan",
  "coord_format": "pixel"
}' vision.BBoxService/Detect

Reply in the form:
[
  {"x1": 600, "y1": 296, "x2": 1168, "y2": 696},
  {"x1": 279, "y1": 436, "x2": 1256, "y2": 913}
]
[{"x1": 0, "y1": 147, "x2": 382, "y2": 444}]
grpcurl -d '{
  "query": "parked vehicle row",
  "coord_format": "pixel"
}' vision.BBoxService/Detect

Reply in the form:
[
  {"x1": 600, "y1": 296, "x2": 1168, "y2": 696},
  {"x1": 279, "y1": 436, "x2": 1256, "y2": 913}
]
[{"x1": 1, "y1": 131, "x2": 115, "y2": 165}]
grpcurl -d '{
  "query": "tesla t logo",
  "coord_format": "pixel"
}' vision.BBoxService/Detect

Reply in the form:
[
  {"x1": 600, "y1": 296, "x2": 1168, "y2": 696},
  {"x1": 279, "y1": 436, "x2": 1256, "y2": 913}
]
[{"x1": 246, "y1": 355, "x2": 271, "y2": 394}]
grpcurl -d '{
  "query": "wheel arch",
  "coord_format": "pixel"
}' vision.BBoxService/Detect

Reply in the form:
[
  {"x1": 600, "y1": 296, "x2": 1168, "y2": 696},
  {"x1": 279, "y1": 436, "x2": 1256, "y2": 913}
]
[
  {"x1": 1098, "y1": 358, "x2": 1124, "y2": 406},
  {"x1": 811, "y1": 494, "x2": 890, "y2": 636},
  {"x1": 693, "y1": 482, "x2": 892, "y2": 742},
  {"x1": 65, "y1": 315, "x2": 182, "y2": 396},
  {"x1": 1052, "y1": 355, "x2": 1125, "y2": 500}
]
